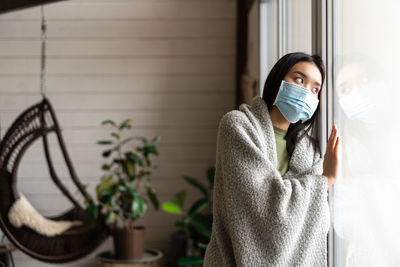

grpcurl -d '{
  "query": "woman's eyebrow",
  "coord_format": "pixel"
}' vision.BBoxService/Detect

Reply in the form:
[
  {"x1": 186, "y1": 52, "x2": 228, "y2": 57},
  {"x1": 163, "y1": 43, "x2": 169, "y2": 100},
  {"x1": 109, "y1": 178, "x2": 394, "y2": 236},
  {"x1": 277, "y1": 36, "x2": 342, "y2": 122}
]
[{"x1": 293, "y1": 70, "x2": 321, "y2": 87}]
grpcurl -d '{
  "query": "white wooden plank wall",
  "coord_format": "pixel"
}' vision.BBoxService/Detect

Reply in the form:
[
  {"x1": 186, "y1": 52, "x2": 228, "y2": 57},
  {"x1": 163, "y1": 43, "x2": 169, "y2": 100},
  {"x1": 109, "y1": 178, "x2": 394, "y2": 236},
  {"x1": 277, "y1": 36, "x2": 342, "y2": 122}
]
[{"x1": 0, "y1": 0, "x2": 236, "y2": 266}]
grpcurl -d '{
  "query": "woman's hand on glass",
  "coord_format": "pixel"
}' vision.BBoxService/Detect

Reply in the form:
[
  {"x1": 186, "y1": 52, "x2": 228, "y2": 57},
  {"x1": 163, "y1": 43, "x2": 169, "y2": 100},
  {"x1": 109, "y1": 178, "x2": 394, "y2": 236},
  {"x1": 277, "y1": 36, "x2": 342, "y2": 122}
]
[{"x1": 323, "y1": 124, "x2": 341, "y2": 187}]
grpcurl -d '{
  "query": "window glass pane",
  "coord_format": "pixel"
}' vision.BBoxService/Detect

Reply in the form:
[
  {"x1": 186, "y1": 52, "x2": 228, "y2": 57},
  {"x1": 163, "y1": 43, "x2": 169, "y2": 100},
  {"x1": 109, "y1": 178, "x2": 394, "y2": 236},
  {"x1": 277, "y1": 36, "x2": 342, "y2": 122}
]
[
  {"x1": 333, "y1": 1, "x2": 400, "y2": 266},
  {"x1": 259, "y1": 0, "x2": 312, "y2": 96},
  {"x1": 260, "y1": 0, "x2": 278, "y2": 95},
  {"x1": 285, "y1": 0, "x2": 312, "y2": 54}
]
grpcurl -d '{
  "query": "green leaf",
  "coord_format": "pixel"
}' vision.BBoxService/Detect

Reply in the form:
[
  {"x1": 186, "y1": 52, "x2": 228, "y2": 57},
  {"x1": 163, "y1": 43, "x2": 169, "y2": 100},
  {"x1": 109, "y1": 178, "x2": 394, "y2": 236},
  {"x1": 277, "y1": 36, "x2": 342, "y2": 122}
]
[
  {"x1": 111, "y1": 132, "x2": 121, "y2": 140},
  {"x1": 182, "y1": 175, "x2": 208, "y2": 197},
  {"x1": 96, "y1": 176, "x2": 115, "y2": 198},
  {"x1": 162, "y1": 202, "x2": 183, "y2": 215},
  {"x1": 187, "y1": 198, "x2": 210, "y2": 217},
  {"x1": 101, "y1": 164, "x2": 111, "y2": 171},
  {"x1": 119, "y1": 119, "x2": 134, "y2": 130},
  {"x1": 171, "y1": 191, "x2": 186, "y2": 208},
  {"x1": 126, "y1": 152, "x2": 143, "y2": 167},
  {"x1": 85, "y1": 203, "x2": 98, "y2": 224},
  {"x1": 127, "y1": 186, "x2": 138, "y2": 197},
  {"x1": 102, "y1": 149, "x2": 113, "y2": 158},
  {"x1": 102, "y1": 119, "x2": 116, "y2": 127},
  {"x1": 152, "y1": 136, "x2": 161, "y2": 143},
  {"x1": 113, "y1": 158, "x2": 124, "y2": 165},
  {"x1": 207, "y1": 166, "x2": 215, "y2": 188},
  {"x1": 131, "y1": 197, "x2": 147, "y2": 221},
  {"x1": 188, "y1": 214, "x2": 211, "y2": 239},
  {"x1": 146, "y1": 186, "x2": 159, "y2": 210},
  {"x1": 98, "y1": 188, "x2": 113, "y2": 202},
  {"x1": 197, "y1": 242, "x2": 208, "y2": 249},
  {"x1": 118, "y1": 185, "x2": 127, "y2": 192},
  {"x1": 145, "y1": 145, "x2": 158, "y2": 156},
  {"x1": 121, "y1": 199, "x2": 131, "y2": 213},
  {"x1": 178, "y1": 256, "x2": 204, "y2": 265},
  {"x1": 122, "y1": 159, "x2": 136, "y2": 180},
  {"x1": 175, "y1": 221, "x2": 186, "y2": 232},
  {"x1": 107, "y1": 195, "x2": 117, "y2": 206},
  {"x1": 97, "y1": 140, "x2": 114, "y2": 145},
  {"x1": 176, "y1": 222, "x2": 190, "y2": 236}
]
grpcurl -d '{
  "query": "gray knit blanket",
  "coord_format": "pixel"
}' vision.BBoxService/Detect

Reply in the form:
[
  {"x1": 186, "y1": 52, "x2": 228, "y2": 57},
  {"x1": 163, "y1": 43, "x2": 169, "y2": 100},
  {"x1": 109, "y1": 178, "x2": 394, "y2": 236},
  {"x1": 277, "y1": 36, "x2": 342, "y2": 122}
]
[{"x1": 203, "y1": 96, "x2": 330, "y2": 266}]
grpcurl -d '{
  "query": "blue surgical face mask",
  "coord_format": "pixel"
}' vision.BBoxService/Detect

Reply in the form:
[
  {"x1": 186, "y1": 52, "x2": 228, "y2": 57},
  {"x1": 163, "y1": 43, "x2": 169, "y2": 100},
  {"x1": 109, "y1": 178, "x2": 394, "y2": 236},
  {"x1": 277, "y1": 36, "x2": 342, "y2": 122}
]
[{"x1": 272, "y1": 80, "x2": 319, "y2": 123}]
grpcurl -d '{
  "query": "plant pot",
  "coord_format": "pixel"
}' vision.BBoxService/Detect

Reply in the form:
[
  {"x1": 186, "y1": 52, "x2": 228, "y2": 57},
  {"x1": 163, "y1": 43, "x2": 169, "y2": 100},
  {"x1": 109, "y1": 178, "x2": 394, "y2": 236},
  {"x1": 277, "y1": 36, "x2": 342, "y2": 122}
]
[
  {"x1": 169, "y1": 230, "x2": 187, "y2": 267},
  {"x1": 112, "y1": 226, "x2": 146, "y2": 260}
]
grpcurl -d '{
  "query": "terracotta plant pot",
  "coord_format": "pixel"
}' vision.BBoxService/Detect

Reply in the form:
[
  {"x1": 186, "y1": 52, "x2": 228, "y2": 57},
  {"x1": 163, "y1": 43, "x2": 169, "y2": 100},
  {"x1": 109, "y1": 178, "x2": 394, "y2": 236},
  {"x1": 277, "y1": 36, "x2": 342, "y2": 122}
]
[{"x1": 113, "y1": 226, "x2": 146, "y2": 260}]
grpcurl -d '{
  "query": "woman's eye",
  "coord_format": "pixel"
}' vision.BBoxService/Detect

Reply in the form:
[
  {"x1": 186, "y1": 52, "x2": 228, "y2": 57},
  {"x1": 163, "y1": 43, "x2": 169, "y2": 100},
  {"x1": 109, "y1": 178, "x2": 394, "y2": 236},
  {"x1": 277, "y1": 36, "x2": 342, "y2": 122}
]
[
  {"x1": 295, "y1": 77, "x2": 303, "y2": 83},
  {"x1": 313, "y1": 87, "x2": 318, "y2": 93}
]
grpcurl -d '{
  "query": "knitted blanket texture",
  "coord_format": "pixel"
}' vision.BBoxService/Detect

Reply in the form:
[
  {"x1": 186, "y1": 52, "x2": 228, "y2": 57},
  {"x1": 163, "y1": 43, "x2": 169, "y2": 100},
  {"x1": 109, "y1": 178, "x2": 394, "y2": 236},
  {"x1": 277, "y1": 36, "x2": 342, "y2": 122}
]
[{"x1": 203, "y1": 96, "x2": 330, "y2": 267}]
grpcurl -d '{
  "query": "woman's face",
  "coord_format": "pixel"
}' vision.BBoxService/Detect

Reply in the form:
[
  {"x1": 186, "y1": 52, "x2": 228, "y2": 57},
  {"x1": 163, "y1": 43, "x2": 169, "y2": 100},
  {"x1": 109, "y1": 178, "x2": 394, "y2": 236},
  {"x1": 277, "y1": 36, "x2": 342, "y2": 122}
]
[{"x1": 283, "y1": 61, "x2": 322, "y2": 96}]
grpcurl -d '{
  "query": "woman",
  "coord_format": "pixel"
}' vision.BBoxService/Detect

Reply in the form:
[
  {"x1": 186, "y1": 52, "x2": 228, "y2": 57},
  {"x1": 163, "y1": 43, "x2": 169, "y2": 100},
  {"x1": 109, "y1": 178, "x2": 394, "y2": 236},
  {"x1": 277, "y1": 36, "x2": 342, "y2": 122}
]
[{"x1": 203, "y1": 52, "x2": 341, "y2": 266}]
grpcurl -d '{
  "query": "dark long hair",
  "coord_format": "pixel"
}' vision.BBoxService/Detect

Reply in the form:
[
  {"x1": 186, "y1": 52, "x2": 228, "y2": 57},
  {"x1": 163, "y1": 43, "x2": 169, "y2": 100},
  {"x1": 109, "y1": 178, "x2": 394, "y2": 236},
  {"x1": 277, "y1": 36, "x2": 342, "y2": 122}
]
[{"x1": 262, "y1": 52, "x2": 325, "y2": 157}]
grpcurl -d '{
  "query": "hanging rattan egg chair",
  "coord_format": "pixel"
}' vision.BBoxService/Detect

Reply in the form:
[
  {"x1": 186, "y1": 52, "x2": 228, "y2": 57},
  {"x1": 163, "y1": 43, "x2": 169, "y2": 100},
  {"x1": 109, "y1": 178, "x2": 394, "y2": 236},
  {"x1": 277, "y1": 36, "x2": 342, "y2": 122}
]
[{"x1": 0, "y1": 97, "x2": 110, "y2": 263}]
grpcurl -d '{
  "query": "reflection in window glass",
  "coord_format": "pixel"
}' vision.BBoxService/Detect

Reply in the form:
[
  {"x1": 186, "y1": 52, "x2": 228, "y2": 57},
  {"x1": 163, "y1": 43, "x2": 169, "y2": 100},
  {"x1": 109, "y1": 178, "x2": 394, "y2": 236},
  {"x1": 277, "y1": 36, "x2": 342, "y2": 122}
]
[{"x1": 333, "y1": 0, "x2": 400, "y2": 266}]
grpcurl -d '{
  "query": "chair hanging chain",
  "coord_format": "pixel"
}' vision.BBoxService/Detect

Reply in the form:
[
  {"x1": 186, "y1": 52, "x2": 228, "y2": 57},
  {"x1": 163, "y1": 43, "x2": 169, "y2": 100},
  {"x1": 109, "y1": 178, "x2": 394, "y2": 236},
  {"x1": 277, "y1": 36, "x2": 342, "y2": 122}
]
[{"x1": 40, "y1": 5, "x2": 47, "y2": 98}]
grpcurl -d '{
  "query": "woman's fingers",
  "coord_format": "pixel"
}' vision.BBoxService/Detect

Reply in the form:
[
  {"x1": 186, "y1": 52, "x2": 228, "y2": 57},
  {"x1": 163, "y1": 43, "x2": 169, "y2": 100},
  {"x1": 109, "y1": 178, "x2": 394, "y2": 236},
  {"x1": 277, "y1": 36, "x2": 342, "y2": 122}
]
[
  {"x1": 333, "y1": 134, "x2": 338, "y2": 154},
  {"x1": 323, "y1": 124, "x2": 341, "y2": 186},
  {"x1": 330, "y1": 125, "x2": 335, "y2": 143},
  {"x1": 328, "y1": 126, "x2": 334, "y2": 148},
  {"x1": 333, "y1": 126, "x2": 340, "y2": 156},
  {"x1": 330, "y1": 125, "x2": 336, "y2": 152},
  {"x1": 333, "y1": 126, "x2": 338, "y2": 148},
  {"x1": 326, "y1": 125, "x2": 339, "y2": 156}
]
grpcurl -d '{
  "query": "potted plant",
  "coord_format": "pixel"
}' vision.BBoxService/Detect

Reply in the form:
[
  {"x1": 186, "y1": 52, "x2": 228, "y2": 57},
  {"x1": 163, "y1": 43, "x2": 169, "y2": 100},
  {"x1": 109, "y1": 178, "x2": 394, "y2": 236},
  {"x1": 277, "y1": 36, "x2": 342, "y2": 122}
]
[
  {"x1": 85, "y1": 118, "x2": 161, "y2": 260},
  {"x1": 162, "y1": 166, "x2": 215, "y2": 266}
]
